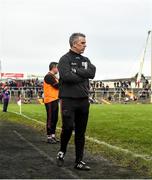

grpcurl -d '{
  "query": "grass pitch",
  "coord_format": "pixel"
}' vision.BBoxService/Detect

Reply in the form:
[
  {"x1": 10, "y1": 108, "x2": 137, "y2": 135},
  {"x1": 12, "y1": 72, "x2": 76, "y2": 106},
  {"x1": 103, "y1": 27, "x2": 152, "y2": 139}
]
[{"x1": 1, "y1": 103, "x2": 152, "y2": 176}]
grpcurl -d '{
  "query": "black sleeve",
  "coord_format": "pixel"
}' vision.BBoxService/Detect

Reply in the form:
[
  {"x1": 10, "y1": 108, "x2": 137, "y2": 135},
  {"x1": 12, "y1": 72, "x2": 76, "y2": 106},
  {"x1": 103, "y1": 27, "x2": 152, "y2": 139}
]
[
  {"x1": 58, "y1": 56, "x2": 85, "y2": 83},
  {"x1": 76, "y1": 59, "x2": 96, "y2": 79},
  {"x1": 44, "y1": 74, "x2": 59, "y2": 89}
]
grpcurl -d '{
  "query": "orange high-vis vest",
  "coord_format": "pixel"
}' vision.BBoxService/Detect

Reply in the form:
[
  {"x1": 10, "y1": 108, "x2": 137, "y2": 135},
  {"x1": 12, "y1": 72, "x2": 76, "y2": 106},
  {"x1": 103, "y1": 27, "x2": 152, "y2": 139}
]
[{"x1": 43, "y1": 75, "x2": 59, "y2": 104}]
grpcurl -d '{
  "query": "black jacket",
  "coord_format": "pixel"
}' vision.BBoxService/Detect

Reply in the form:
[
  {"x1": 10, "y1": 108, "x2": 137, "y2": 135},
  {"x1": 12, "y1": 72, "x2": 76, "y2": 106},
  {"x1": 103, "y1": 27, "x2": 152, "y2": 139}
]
[
  {"x1": 58, "y1": 50, "x2": 96, "y2": 98},
  {"x1": 44, "y1": 72, "x2": 59, "y2": 89}
]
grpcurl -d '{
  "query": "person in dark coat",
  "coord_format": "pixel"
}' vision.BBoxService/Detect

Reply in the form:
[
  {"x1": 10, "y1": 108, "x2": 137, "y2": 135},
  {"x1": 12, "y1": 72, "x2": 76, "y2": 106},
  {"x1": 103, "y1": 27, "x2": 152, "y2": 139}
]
[
  {"x1": 2, "y1": 86, "x2": 10, "y2": 112},
  {"x1": 56, "y1": 33, "x2": 96, "y2": 171}
]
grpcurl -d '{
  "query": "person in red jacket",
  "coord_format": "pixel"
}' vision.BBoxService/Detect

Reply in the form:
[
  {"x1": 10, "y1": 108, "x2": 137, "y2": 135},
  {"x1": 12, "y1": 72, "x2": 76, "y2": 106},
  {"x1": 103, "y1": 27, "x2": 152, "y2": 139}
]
[{"x1": 43, "y1": 62, "x2": 59, "y2": 144}]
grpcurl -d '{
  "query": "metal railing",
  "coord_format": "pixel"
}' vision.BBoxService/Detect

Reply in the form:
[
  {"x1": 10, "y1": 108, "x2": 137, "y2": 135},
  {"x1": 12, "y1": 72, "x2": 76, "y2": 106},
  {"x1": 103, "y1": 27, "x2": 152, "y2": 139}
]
[{"x1": 0, "y1": 86, "x2": 151, "y2": 104}]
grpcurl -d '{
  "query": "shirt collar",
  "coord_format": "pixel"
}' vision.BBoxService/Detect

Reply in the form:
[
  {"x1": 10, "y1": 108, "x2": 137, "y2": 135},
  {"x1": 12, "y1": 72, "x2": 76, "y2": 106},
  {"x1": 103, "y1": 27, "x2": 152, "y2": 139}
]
[{"x1": 69, "y1": 49, "x2": 81, "y2": 56}]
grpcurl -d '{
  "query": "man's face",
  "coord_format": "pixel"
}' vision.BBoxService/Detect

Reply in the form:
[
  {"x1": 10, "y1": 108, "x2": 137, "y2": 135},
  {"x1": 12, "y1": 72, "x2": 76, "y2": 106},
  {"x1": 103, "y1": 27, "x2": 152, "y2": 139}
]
[
  {"x1": 52, "y1": 66, "x2": 58, "y2": 74},
  {"x1": 73, "y1": 36, "x2": 86, "y2": 54}
]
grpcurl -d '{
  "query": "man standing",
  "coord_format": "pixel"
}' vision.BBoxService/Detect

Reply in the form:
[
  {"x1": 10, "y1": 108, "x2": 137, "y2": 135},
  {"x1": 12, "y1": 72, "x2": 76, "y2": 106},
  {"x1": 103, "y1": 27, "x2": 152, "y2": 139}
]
[
  {"x1": 2, "y1": 86, "x2": 10, "y2": 112},
  {"x1": 43, "y1": 62, "x2": 59, "y2": 144},
  {"x1": 57, "y1": 33, "x2": 96, "y2": 170}
]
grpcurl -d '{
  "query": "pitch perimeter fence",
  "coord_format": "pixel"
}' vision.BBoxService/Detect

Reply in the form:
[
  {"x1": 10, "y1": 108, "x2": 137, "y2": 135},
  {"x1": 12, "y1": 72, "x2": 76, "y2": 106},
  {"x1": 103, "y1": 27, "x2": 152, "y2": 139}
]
[{"x1": 0, "y1": 86, "x2": 151, "y2": 104}]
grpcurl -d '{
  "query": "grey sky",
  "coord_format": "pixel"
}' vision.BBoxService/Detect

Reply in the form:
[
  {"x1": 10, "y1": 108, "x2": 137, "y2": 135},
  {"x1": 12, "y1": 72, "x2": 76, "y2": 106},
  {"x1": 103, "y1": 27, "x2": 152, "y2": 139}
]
[{"x1": 0, "y1": 0, "x2": 152, "y2": 80}]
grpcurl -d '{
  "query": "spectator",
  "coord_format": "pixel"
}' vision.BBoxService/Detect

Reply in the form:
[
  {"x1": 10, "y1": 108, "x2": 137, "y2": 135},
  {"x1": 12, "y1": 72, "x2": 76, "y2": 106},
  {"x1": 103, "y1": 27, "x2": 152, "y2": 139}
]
[
  {"x1": 0, "y1": 91, "x2": 2, "y2": 104},
  {"x1": 2, "y1": 86, "x2": 10, "y2": 112}
]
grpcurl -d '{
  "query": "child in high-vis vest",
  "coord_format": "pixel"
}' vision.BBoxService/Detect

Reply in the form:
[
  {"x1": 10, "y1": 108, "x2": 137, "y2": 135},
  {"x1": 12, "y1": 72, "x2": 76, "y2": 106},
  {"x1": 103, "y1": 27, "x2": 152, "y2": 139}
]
[{"x1": 43, "y1": 62, "x2": 59, "y2": 144}]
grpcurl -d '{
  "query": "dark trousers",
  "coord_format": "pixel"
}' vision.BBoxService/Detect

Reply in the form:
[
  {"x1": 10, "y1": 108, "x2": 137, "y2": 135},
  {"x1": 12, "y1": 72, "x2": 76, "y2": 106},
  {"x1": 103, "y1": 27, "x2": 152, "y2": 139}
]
[
  {"x1": 3, "y1": 99, "x2": 9, "y2": 112},
  {"x1": 60, "y1": 98, "x2": 90, "y2": 163},
  {"x1": 45, "y1": 100, "x2": 59, "y2": 135}
]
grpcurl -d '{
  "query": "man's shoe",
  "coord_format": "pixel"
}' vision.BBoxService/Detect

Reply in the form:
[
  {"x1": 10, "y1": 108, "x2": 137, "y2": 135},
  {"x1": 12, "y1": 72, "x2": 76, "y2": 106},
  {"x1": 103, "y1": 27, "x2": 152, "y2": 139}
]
[
  {"x1": 74, "y1": 161, "x2": 91, "y2": 171},
  {"x1": 47, "y1": 138, "x2": 57, "y2": 144},
  {"x1": 56, "y1": 151, "x2": 64, "y2": 167}
]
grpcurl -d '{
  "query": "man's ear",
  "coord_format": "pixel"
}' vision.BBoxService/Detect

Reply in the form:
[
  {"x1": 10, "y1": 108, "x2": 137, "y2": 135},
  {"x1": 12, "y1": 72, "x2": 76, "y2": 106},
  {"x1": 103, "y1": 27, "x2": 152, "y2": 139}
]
[
  {"x1": 73, "y1": 41, "x2": 78, "y2": 48},
  {"x1": 73, "y1": 43, "x2": 76, "y2": 48}
]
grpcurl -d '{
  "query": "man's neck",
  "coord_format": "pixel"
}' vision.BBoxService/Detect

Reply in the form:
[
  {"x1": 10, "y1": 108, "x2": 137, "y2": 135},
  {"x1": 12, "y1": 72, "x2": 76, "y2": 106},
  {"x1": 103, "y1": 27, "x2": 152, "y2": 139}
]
[{"x1": 70, "y1": 48, "x2": 81, "y2": 55}]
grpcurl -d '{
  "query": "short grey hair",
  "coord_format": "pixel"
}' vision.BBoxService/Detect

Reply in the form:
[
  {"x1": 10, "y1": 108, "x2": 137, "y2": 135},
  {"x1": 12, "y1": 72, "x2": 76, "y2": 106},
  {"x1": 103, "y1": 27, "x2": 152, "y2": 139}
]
[{"x1": 69, "y1": 33, "x2": 86, "y2": 47}]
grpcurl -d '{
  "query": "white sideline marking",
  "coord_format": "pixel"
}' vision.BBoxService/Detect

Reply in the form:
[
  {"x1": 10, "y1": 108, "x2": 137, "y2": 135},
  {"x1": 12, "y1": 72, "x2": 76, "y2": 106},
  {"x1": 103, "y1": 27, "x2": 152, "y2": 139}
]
[
  {"x1": 12, "y1": 111, "x2": 152, "y2": 161},
  {"x1": 13, "y1": 112, "x2": 45, "y2": 125},
  {"x1": 85, "y1": 136, "x2": 152, "y2": 161},
  {"x1": 13, "y1": 130, "x2": 79, "y2": 179},
  {"x1": 13, "y1": 111, "x2": 61, "y2": 130}
]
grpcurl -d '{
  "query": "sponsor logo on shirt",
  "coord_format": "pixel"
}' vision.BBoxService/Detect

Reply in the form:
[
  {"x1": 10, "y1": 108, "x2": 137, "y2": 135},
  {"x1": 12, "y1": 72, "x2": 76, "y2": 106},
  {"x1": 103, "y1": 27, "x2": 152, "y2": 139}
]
[{"x1": 71, "y1": 62, "x2": 77, "y2": 66}]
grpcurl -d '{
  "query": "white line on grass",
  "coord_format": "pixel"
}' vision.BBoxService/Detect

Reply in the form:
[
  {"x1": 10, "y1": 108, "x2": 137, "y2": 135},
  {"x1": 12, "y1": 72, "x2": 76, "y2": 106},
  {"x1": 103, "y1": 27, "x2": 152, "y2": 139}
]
[
  {"x1": 14, "y1": 112, "x2": 45, "y2": 125},
  {"x1": 12, "y1": 111, "x2": 152, "y2": 161},
  {"x1": 85, "y1": 136, "x2": 152, "y2": 161},
  {"x1": 13, "y1": 130, "x2": 79, "y2": 179}
]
